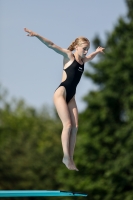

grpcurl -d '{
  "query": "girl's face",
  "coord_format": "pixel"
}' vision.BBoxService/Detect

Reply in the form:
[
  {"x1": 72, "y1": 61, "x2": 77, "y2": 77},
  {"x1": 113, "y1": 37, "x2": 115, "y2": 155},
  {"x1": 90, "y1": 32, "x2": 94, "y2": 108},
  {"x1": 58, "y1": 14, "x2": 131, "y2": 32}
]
[{"x1": 76, "y1": 43, "x2": 90, "y2": 58}]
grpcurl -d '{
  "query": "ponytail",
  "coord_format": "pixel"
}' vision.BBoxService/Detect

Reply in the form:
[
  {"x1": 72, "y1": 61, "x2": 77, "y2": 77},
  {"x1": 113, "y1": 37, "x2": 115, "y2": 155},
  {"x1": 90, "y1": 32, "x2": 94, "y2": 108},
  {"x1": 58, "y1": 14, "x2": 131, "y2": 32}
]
[
  {"x1": 68, "y1": 37, "x2": 90, "y2": 51},
  {"x1": 67, "y1": 40, "x2": 76, "y2": 51}
]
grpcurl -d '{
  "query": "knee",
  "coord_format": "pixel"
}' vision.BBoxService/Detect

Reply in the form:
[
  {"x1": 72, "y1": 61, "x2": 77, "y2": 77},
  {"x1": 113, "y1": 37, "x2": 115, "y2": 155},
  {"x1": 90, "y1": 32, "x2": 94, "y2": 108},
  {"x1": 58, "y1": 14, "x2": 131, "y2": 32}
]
[
  {"x1": 63, "y1": 122, "x2": 72, "y2": 130},
  {"x1": 72, "y1": 124, "x2": 78, "y2": 131}
]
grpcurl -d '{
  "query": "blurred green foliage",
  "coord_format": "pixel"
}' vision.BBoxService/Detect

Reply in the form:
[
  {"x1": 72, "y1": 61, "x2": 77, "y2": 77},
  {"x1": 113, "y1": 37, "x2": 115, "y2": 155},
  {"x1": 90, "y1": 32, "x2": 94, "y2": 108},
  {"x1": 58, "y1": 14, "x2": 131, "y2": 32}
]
[
  {"x1": 0, "y1": 86, "x2": 63, "y2": 199},
  {"x1": 0, "y1": 1, "x2": 133, "y2": 199},
  {"x1": 59, "y1": 1, "x2": 133, "y2": 197}
]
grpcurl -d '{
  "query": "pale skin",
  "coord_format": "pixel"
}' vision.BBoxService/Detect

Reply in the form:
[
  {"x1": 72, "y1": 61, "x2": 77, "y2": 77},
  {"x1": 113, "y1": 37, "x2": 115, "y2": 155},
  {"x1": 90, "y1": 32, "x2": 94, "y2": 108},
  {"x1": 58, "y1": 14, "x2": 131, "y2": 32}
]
[{"x1": 24, "y1": 28, "x2": 105, "y2": 171}]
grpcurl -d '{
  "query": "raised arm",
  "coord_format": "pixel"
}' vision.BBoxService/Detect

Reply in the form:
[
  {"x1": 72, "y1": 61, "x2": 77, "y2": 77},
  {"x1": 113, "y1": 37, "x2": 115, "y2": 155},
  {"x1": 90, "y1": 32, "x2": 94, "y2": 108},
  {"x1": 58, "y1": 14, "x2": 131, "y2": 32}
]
[
  {"x1": 84, "y1": 46, "x2": 105, "y2": 63},
  {"x1": 24, "y1": 28, "x2": 72, "y2": 58}
]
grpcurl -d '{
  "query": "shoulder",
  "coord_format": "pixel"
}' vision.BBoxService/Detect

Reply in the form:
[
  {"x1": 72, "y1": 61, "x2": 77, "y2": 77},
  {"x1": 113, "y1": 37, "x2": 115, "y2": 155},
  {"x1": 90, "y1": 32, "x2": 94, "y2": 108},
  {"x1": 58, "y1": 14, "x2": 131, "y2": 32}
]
[
  {"x1": 63, "y1": 53, "x2": 75, "y2": 67},
  {"x1": 63, "y1": 52, "x2": 74, "y2": 63}
]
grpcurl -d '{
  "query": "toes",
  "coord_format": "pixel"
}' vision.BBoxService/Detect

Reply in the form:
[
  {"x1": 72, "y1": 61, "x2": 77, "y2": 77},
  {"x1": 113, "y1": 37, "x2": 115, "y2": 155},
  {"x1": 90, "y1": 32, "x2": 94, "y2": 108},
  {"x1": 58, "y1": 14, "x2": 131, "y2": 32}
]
[{"x1": 62, "y1": 158, "x2": 78, "y2": 171}]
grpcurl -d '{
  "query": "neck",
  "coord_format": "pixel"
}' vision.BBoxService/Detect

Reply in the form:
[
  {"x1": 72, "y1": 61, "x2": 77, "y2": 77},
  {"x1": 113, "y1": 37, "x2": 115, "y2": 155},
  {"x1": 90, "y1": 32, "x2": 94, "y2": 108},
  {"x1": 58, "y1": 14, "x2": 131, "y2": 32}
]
[
  {"x1": 74, "y1": 53, "x2": 83, "y2": 61},
  {"x1": 74, "y1": 53, "x2": 83, "y2": 63}
]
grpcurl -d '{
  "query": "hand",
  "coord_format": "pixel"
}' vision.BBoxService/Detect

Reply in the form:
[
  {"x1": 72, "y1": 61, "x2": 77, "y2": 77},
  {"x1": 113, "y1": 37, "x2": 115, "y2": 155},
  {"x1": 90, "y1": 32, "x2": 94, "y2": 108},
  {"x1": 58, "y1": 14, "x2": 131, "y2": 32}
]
[
  {"x1": 96, "y1": 46, "x2": 105, "y2": 54},
  {"x1": 24, "y1": 28, "x2": 37, "y2": 37}
]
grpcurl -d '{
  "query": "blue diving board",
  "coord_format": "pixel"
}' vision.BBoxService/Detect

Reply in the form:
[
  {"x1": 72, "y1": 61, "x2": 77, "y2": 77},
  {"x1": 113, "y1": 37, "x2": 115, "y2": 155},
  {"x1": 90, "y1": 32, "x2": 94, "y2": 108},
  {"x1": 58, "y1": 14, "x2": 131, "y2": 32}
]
[{"x1": 0, "y1": 190, "x2": 88, "y2": 197}]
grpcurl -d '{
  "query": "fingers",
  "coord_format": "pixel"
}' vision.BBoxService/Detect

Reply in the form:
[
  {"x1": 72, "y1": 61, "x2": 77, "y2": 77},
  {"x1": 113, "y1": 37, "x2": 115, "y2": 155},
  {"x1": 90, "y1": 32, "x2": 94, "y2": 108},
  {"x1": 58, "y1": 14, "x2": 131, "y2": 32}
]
[
  {"x1": 24, "y1": 27, "x2": 32, "y2": 36},
  {"x1": 96, "y1": 46, "x2": 105, "y2": 54},
  {"x1": 24, "y1": 27, "x2": 30, "y2": 34},
  {"x1": 98, "y1": 46, "x2": 105, "y2": 50},
  {"x1": 98, "y1": 46, "x2": 105, "y2": 53},
  {"x1": 24, "y1": 27, "x2": 28, "y2": 32}
]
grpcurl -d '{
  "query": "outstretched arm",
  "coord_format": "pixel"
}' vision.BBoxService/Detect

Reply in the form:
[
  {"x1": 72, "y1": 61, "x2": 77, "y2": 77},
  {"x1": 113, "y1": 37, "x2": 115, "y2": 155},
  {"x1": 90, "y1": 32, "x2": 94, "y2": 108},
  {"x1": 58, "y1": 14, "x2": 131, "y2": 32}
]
[
  {"x1": 24, "y1": 28, "x2": 72, "y2": 58},
  {"x1": 84, "y1": 46, "x2": 105, "y2": 63}
]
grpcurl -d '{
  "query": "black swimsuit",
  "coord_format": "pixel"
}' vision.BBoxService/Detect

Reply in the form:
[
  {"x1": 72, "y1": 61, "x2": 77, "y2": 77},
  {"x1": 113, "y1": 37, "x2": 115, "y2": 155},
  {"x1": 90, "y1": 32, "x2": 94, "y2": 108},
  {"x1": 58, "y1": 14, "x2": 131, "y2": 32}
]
[{"x1": 55, "y1": 55, "x2": 84, "y2": 104}]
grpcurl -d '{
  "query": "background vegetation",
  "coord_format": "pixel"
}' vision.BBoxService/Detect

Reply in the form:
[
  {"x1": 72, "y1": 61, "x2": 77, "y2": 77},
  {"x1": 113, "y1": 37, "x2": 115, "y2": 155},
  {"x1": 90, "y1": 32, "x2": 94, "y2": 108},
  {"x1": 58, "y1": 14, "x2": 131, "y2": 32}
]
[{"x1": 0, "y1": 0, "x2": 133, "y2": 199}]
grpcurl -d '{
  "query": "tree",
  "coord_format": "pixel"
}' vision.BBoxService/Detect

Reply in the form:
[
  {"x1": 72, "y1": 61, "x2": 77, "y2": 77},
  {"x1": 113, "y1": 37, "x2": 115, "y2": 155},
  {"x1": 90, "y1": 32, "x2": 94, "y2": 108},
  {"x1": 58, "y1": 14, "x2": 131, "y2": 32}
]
[
  {"x1": 56, "y1": 1, "x2": 133, "y2": 199},
  {"x1": 0, "y1": 85, "x2": 64, "y2": 200}
]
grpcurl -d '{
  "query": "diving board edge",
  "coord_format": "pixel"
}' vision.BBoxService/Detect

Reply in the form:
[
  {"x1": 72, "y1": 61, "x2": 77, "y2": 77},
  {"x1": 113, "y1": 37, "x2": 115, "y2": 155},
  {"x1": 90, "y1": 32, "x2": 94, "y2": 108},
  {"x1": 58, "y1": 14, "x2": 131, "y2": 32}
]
[{"x1": 0, "y1": 190, "x2": 88, "y2": 197}]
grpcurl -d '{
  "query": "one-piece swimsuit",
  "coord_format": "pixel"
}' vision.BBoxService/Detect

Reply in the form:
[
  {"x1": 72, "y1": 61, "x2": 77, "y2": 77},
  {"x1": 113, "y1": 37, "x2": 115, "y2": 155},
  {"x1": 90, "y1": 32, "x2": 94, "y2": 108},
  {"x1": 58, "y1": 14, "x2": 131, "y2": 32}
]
[{"x1": 55, "y1": 55, "x2": 84, "y2": 104}]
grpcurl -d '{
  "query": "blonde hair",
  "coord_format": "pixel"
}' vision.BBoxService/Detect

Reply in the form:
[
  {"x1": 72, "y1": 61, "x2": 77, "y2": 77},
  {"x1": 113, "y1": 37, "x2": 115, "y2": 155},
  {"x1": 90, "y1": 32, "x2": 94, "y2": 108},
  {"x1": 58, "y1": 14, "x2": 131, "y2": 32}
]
[{"x1": 68, "y1": 37, "x2": 90, "y2": 51}]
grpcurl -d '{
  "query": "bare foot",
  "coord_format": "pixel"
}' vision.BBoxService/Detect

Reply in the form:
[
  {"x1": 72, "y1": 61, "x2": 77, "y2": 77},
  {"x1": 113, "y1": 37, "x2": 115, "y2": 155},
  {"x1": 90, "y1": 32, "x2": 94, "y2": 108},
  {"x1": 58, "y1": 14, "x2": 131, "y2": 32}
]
[
  {"x1": 62, "y1": 157, "x2": 74, "y2": 170},
  {"x1": 62, "y1": 157, "x2": 78, "y2": 171},
  {"x1": 71, "y1": 159, "x2": 79, "y2": 171}
]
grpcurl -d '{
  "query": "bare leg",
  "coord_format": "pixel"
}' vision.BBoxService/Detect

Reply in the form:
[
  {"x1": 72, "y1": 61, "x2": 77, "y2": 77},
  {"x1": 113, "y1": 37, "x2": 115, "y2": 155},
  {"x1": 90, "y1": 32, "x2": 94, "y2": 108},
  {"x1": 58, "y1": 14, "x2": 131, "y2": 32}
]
[
  {"x1": 61, "y1": 123, "x2": 72, "y2": 167},
  {"x1": 69, "y1": 127, "x2": 78, "y2": 164},
  {"x1": 68, "y1": 97, "x2": 79, "y2": 171},
  {"x1": 53, "y1": 88, "x2": 76, "y2": 170}
]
